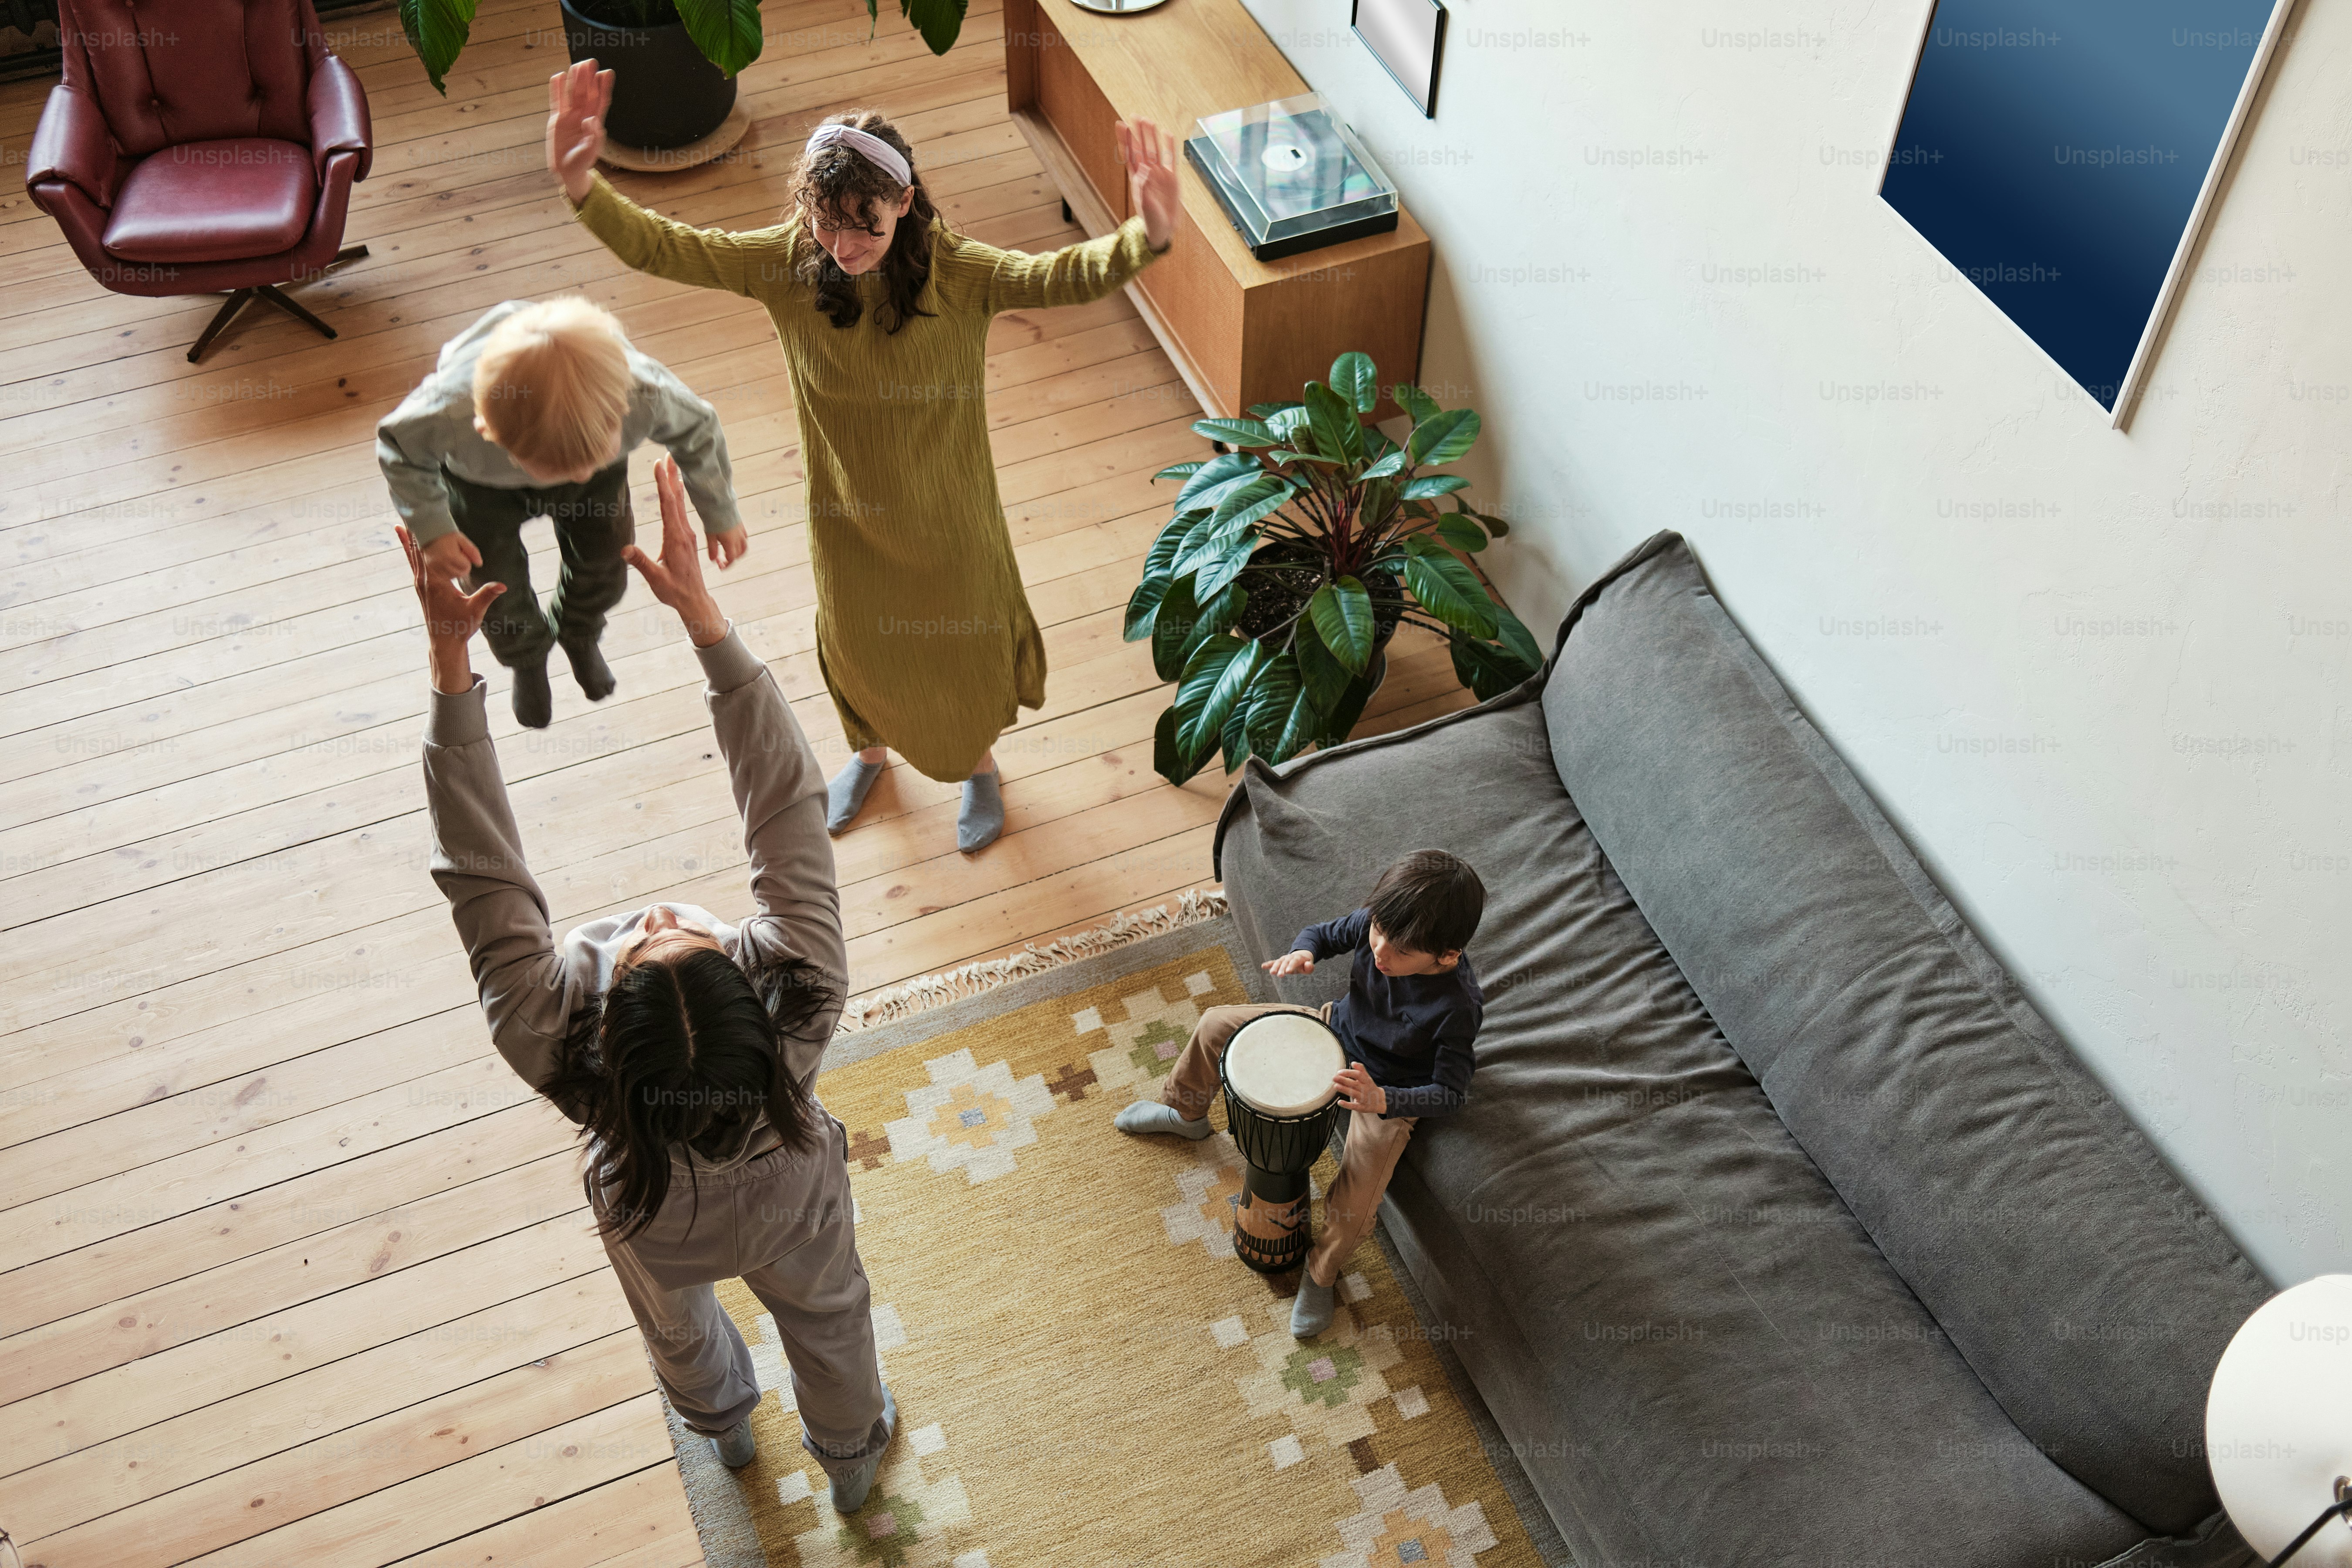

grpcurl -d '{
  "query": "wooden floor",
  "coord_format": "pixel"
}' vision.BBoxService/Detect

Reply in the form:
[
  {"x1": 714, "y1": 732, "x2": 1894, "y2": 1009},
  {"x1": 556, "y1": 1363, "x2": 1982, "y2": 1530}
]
[{"x1": 0, "y1": 3, "x2": 1473, "y2": 1562}]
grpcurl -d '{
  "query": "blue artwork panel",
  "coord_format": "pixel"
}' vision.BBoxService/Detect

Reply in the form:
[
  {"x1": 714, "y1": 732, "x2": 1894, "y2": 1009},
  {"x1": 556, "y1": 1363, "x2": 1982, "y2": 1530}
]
[{"x1": 1882, "y1": 0, "x2": 2274, "y2": 409}]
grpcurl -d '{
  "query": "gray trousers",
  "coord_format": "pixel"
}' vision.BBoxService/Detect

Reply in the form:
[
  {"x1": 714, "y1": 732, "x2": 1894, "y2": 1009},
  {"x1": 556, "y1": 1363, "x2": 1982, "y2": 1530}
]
[{"x1": 595, "y1": 1113, "x2": 892, "y2": 1480}]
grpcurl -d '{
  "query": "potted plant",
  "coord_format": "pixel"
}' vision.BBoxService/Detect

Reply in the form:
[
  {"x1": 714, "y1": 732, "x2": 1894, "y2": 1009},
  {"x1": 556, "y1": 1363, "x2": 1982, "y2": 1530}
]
[
  {"x1": 1127, "y1": 351, "x2": 1544, "y2": 787},
  {"x1": 399, "y1": 0, "x2": 972, "y2": 128}
]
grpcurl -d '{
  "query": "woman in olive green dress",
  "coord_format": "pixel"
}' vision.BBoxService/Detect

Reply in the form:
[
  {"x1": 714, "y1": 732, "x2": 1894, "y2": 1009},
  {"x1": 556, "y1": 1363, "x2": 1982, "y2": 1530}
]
[{"x1": 544, "y1": 61, "x2": 1179, "y2": 853}]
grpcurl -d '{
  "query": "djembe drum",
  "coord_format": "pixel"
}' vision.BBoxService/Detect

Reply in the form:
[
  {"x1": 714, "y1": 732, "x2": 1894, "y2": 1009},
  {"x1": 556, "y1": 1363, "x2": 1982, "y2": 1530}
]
[{"x1": 1219, "y1": 1010, "x2": 1347, "y2": 1274}]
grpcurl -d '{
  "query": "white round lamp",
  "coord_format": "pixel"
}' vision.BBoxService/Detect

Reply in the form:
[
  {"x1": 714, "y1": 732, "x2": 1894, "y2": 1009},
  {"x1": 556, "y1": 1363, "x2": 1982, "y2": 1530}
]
[{"x1": 2207, "y1": 1274, "x2": 2352, "y2": 1565}]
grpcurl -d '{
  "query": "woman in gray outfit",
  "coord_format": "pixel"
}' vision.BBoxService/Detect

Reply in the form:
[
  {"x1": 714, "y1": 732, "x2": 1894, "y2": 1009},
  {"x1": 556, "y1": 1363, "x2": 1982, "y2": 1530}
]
[{"x1": 400, "y1": 455, "x2": 896, "y2": 1511}]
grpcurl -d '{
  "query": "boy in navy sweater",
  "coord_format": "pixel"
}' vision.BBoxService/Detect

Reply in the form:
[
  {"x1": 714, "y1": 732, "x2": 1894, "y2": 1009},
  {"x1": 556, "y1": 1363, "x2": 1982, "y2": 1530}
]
[{"x1": 1117, "y1": 850, "x2": 1486, "y2": 1336}]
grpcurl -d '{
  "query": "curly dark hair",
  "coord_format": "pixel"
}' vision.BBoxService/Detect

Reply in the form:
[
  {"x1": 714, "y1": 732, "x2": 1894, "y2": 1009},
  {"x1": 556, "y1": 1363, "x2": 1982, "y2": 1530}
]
[
  {"x1": 788, "y1": 111, "x2": 941, "y2": 334},
  {"x1": 544, "y1": 943, "x2": 839, "y2": 1244}
]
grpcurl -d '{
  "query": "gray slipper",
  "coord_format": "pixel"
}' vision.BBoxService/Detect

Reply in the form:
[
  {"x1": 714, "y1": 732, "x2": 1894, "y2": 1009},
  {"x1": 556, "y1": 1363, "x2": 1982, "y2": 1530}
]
[
  {"x1": 957, "y1": 767, "x2": 1004, "y2": 852},
  {"x1": 828, "y1": 755, "x2": 884, "y2": 835}
]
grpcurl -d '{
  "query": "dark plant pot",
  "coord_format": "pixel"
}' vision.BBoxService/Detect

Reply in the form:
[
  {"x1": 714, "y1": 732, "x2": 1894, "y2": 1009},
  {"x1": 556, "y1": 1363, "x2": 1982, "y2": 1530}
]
[
  {"x1": 560, "y1": 0, "x2": 737, "y2": 151},
  {"x1": 1236, "y1": 540, "x2": 1404, "y2": 656}
]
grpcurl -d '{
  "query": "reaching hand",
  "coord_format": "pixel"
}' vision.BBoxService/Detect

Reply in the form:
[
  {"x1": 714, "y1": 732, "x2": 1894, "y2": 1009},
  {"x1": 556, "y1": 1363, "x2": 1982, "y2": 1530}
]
[
  {"x1": 1261, "y1": 949, "x2": 1316, "y2": 977},
  {"x1": 1334, "y1": 1062, "x2": 1387, "y2": 1117},
  {"x1": 706, "y1": 525, "x2": 750, "y2": 570},
  {"x1": 397, "y1": 523, "x2": 504, "y2": 693},
  {"x1": 421, "y1": 529, "x2": 482, "y2": 580},
  {"x1": 622, "y1": 456, "x2": 727, "y2": 645},
  {"x1": 1117, "y1": 117, "x2": 1181, "y2": 253},
  {"x1": 547, "y1": 59, "x2": 614, "y2": 205}
]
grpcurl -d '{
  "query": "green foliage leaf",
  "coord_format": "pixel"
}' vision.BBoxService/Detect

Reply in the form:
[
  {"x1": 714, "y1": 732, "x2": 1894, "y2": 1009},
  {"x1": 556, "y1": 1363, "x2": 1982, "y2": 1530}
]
[
  {"x1": 400, "y1": 0, "x2": 475, "y2": 93},
  {"x1": 1301, "y1": 382, "x2": 1364, "y2": 464},
  {"x1": 1460, "y1": 502, "x2": 1511, "y2": 538},
  {"x1": 1220, "y1": 695, "x2": 1254, "y2": 773},
  {"x1": 1195, "y1": 580, "x2": 1248, "y2": 640},
  {"x1": 1360, "y1": 451, "x2": 1407, "y2": 480},
  {"x1": 1448, "y1": 629, "x2": 1539, "y2": 702},
  {"x1": 1493, "y1": 604, "x2": 1544, "y2": 669},
  {"x1": 1292, "y1": 614, "x2": 1353, "y2": 714},
  {"x1": 1151, "y1": 574, "x2": 1200, "y2": 682},
  {"x1": 903, "y1": 0, "x2": 967, "y2": 54},
  {"x1": 1192, "y1": 417, "x2": 1280, "y2": 448},
  {"x1": 676, "y1": 0, "x2": 763, "y2": 73},
  {"x1": 1179, "y1": 636, "x2": 1265, "y2": 757},
  {"x1": 1330, "y1": 352, "x2": 1379, "y2": 414},
  {"x1": 1155, "y1": 704, "x2": 1212, "y2": 785},
  {"x1": 1402, "y1": 537, "x2": 1498, "y2": 638},
  {"x1": 1191, "y1": 529, "x2": 1262, "y2": 602},
  {"x1": 1208, "y1": 473, "x2": 1293, "y2": 533},
  {"x1": 1318, "y1": 658, "x2": 1380, "y2": 748},
  {"x1": 1394, "y1": 382, "x2": 1442, "y2": 426},
  {"x1": 1245, "y1": 649, "x2": 1302, "y2": 760},
  {"x1": 1248, "y1": 400, "x2": 1305, "y2": 418},
  {"x1": 1273, "y1": 684, "x2": 1323, "y2": 761},
  {"x1": 1306, "y1": 577, "x2": 1376, "y2": 674},
  {"x1": 1173, "y1": 452, "x2": 1260, "y2": 512},
  {"x1": 1406, "y1": 407, "x2": 1482, "y2": 467},
  {"x1": 1152, "y1": 460, "x2": 1206, "y2": 484},
  {"x1": 1402, "y1": 474, "x2": 1472, "y2": 499},
  {"x1": 1433, "y1": 511, "x2": 1488, "y2": 554}
]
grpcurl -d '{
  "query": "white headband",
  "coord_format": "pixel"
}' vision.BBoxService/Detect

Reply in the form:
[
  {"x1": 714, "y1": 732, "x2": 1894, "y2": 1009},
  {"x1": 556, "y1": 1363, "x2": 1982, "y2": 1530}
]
[{"x1": 804, "y1": 123, "x2": 912, "y2": 188}]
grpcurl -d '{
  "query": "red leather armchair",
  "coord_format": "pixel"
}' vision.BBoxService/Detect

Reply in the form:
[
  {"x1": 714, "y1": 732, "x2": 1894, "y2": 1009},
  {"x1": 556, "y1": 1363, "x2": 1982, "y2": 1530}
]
[{"x1": 24, "y1": 0, "x2": 374, "y2": 362}]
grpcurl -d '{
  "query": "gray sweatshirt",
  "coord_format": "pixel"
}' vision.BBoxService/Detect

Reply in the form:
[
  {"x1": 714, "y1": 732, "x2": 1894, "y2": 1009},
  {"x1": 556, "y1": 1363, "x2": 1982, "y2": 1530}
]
[
  {"x1": 421, "y1": 624, "x2": 846, "y2": 1162},
  {"x1": 378, "y1": 299, "x2": 744, "y2": 545}
]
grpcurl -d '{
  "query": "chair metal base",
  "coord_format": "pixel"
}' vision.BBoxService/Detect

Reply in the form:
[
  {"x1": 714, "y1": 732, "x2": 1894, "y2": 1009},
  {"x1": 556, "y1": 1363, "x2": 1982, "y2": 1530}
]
[{"x1": 186, "y1": 243, "x2": 369, "y2": 363}]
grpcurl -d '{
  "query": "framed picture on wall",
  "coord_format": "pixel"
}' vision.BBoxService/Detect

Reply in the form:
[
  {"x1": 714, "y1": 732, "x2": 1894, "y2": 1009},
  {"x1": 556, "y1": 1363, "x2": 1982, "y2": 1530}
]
[
  {"x1": 1879, "y1": 0, "x2": 2295, "y2": 426},
  {"x1": 1353, "y1": 0, "x2": 1447, "y2": 118}
]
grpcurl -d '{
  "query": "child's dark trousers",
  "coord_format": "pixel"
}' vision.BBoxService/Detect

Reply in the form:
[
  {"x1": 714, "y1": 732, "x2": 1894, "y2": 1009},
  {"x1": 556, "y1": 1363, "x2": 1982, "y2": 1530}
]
[{"x1": 444, "y1": 459, "x2": 633, "y2": 669}]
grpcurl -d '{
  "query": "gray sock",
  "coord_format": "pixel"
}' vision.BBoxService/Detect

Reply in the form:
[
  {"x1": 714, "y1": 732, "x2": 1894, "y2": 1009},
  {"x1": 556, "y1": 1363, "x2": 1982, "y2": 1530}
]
[
  {"x1": 957, "y1": 767, "x2": 1004, "y2": 852},
  {"x1": 1290, "y1": 1276, "x2": 1337, "y2": 1338},
  {"x1": 1114, "y1": 1099, "x2": 1212, "y2": 1139},
  {"x1": 828, "y1": 755, "x2": 884, "y2": 835}
]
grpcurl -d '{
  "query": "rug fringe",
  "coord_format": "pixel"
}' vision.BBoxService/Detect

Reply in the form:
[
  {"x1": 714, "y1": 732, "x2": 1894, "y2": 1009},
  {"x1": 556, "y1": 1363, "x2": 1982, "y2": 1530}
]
[{"x1": 835, "y1": 887, "x2": 1230, "y2": 1032}]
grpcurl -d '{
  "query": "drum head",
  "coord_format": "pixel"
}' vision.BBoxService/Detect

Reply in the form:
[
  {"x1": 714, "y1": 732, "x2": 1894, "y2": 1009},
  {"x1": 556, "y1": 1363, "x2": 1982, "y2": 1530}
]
[{"x1": 1225, "y1": 1012, "x2": 1345, "y2": 1116}]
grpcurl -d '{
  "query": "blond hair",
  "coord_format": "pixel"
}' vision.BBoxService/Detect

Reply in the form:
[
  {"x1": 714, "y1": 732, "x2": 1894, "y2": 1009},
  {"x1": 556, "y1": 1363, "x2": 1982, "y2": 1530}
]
[{"x1": 472, "y1": 298, "x2": 633, "y2": 474}]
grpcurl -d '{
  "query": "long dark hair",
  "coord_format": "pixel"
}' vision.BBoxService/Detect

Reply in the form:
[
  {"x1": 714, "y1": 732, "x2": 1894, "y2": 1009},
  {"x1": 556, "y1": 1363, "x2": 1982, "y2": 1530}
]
[
  {"x1": 544, "y1": 945, "x2": 838, "y2": 1243},
  {"x1": 788, "y1": 110, "x2": 940, "y2": 334}
]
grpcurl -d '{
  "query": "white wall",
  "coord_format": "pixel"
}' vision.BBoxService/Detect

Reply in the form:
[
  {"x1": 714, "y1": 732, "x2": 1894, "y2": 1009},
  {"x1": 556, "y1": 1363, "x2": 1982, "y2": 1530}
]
[{"x1": 1241, "y1": 0, "x2": 2351, "y2": 1286}]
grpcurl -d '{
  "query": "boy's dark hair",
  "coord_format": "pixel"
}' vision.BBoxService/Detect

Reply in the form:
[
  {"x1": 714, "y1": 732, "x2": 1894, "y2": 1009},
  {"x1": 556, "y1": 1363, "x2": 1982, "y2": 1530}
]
[
  {"x1": 545, "y1": 946, "x2": 838, "y2": 1243},
  {"x1": 787, "y1": 110, "x2": 940, "y2": 335},
  {"x1": 1366, "y1": 849, "x2": 1485, "y2": 957}
]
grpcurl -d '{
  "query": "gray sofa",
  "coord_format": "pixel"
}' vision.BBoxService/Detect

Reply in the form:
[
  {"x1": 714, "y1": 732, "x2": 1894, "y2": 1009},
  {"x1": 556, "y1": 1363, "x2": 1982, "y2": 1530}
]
[{"x1": 1214, "y1": 533, "x2": 2271, "y2": 1566}]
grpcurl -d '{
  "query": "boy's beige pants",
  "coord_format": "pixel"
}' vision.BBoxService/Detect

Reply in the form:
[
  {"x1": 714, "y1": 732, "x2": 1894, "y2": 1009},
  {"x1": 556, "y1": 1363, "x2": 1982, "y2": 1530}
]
[{"x1": 1159, "y1": 1003, "x2": 1418, "y2": 1289}]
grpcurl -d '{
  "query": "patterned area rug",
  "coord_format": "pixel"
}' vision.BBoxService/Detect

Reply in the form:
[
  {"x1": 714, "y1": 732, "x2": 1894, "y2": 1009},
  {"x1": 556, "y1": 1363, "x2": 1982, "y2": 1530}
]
[{"x1": 662, "y1": 913, "x2": 1568, "y2": 1568}]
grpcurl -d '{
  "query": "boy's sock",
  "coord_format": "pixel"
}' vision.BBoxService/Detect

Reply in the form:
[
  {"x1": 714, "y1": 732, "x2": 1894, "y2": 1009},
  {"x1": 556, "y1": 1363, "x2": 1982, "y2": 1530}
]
[
  {"x1": 1290, "y1": 1275, "x2": 1337, "y2": 1338},
  {"x1": 956, "y1": 766, "x2": 1004, "y2": 852},
  {"x1": 560, "y1": 636, "x2": 616, "y2": 702},
  {"x1": 827, "y1": 756, "x2": 884, "y2": 835},
  {"x1": 714, "y1": 1417, "x2": 756, "y2": 1469},
  {"x1": 512, "y1": 659, "x2": 553, "y2": 729},
  {"x1": 1114, "y1": 1100, "x2": 1213, "y2": 1139}
]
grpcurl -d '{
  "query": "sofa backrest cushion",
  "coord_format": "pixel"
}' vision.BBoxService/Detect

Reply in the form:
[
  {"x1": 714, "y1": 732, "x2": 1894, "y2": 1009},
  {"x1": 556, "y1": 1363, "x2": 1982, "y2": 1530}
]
[{"x1": 1538, "y1": 532, "x2": 2268, "y2": 1533}]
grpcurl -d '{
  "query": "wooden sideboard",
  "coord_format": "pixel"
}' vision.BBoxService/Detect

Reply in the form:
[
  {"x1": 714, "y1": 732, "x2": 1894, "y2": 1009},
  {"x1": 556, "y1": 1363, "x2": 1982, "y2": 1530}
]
[{"x1": 1003, "y1": 0, "x2": 1433, "y2": 422}]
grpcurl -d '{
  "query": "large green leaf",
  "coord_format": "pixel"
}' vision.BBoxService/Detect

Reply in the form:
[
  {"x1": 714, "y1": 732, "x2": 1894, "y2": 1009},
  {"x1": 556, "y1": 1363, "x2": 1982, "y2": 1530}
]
[
  {"x1": 1194, "y1": 580, "x2": 1248, "y2": 640},
  {"x1": 1154, "y1": 704, "x2": 1212, "y2": 786},
  {"x1": 1172, "y1": 451, "x2": 1259, "y2": 510},
  {"x1": 1152, "y1": 460, "x2": 1206, "y2": 484},
  {"x1": 400, "y1": 0, "x2": 475, "y2": 93},
  {"x1": 1318, "y1": 660, "x2": 1380, "y2": 748},
  {"x1": 1179, "y1": 636, "x2": 1265, "y2": 757},
  {"x1": 1305, "y1": 577, "x2": 1375, "y2": 674},
  {"x1": 1292, "y1": 614, "x2": 1353, "y2": 714},
  {"x1": 1301, "y1": 382, "x2": 1364, "y2": 465},
  {"x1": 1402, "y1": 474, "x2": 1472, "y2": 499},
  {"x1": 1360, "y1": 451, "x2": 1407, "y2": 480},
  {"x1": 1406, "y1": 407, "x2": 1482, "y2": 466},
  {"x1": 1265, "y1": 405, "x2": 1311, "y2": 447},
  {"x1": 1433, "y1": 511, "x2": 1489, "y2": 554},
  {"x1": 1192, "y1": 417, "x2": 1279, "y2": 448},
  {"x1": 1248, "y1": 400, "x2": 1305, "y2": 419},
  {"x1": 1330, "y1": 352, "x2": 1379, "y2": 414},
  {"x1": 1151, "y1": 575, "x2": 1200, "y2": 682},
  {"x1": 676, "y1": 0, "x2": 763, "y2": 73},
  {"x1": 1190, "y1": 529, "x2": 1262, "y2": 602},
  {"x1": 1394, "y1": 382, "x2": 1442, "y2": 426},
  {"x1": 1448, "y1": 629, "x2": 1541, "y2": 702},
  {"x1": 1273, "y1": 684, "x2": 1323, "y2": 761},
  {"x1": 1220, "y1": 695, "x2": 1254, "y2": 773},
  {"x1": 1402, "y1": 538, "x2": 1498, "y2": 638},
  {"x1": 1244, "y1": 649, "x2": 1301, "y2": 759},
  {"x1": 1124, "y1": 574, "x2": 1170, "y2": 642},
  {"x1": 1493, "y1": 604, "x2": 1544, "y2": 670},
  {"x1": 903, "y1": 0, "x2": 967, "y2": 54}
]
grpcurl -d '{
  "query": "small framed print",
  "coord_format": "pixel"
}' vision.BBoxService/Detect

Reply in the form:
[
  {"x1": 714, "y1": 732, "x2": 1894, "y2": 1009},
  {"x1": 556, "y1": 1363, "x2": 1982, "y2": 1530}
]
[{"x1": 1353, "y1": 0, "x2": 1447, "y2": 118}]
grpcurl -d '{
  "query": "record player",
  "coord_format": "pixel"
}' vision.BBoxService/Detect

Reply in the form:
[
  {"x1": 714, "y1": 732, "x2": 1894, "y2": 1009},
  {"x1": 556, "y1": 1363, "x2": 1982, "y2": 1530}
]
[{"x1": 1184, "y1": 92, "x2": 1401, "y2": 262}]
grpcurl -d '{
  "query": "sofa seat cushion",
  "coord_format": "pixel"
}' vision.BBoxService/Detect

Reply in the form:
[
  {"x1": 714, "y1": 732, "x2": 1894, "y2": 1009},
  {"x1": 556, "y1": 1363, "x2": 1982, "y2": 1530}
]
[
  {"x1": 104, "y1": 139, "x2": 315, "y2": 264},
  {"x1": 1215, "y1": 696, "x2": 2152, "y2": 1567}
]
